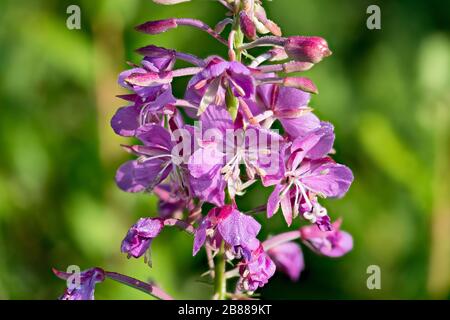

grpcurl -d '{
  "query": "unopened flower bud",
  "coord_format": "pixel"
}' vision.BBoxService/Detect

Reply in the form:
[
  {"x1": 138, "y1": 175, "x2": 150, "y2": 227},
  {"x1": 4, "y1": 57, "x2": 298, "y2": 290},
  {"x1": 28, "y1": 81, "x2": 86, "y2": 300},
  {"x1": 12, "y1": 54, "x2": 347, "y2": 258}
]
[
  {"x1": 268, "y1": 47, "x2": 289, "y2": 62},
  {"x1": 284, "y1": 36, "x2": 332, "y2": 63},
  {"x1": 135, "y1": 19, "x2": 178, "y2": 34},
  {"x1": 240, "y1": 11, "x2": 257, "y2": 40},
  {"x1": 283, "y1": 61, "x2": 314, "y2": 73},
  {"x1": 283, "y1": 77, "x2": 318, "y2": 94},
  {"x1": 125, "y1": 71, "x2": 173, "y2": 87}
]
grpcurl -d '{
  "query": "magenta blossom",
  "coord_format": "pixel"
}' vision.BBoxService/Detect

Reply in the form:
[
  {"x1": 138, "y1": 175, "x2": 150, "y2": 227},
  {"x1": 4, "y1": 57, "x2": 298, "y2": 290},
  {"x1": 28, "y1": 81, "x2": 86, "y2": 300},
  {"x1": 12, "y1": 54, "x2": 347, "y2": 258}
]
[
  {"x1": 53, "y1": 267, "x2": 105, "y2": 300},
  {"x1": 112, "y1": 46, "x2": 177, "y2": 137},
  {"x1": 238, "y1": 244, "x2": 276, "y2": 292},
  {"x1": 184, "y1": 57, "x2": 255, "y2": 115},
  {"x1": 121, "y1": 218, "x2": 164, "y2": 259},
  {"x1": 268, "y1": 241, "x2": 304, "y2": 281},
  {"x1": 252, "y1": 83, "x2": 320, "y2": 138},
  {"x1": 115, "y1": 124, "x2": 183, "y2": 193},
  {"x1": 188, "y1": 105, "x2": 286, "y2": 202},
  {"x1": 300, "y1": 219, "x2": 353, "y2": 257},
  {"x1": 267, "y1": 123, "x2": 352, "y2": 226},
  {"x1": 193, "y1": 205, "x2": 260, "y2": 256}
]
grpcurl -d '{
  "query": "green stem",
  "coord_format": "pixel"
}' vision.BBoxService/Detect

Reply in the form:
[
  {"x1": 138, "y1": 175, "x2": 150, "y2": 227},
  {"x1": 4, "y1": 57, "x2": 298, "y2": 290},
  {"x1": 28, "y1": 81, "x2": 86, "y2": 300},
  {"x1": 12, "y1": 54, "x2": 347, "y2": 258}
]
[
  {"x1": 214, "y1": 241, "x2": 227, "y2": 300},
  {"x1": 233, "y1": 17, "x2": 244, "y2": 62}
]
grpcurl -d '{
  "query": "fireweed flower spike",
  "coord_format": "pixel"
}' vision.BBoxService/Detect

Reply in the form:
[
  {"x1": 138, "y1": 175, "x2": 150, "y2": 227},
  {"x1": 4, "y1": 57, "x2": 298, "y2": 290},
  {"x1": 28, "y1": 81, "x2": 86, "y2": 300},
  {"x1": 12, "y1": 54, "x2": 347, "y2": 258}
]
[{"x1": 54, "y1": 0, "x2": 355, "y2": 300}]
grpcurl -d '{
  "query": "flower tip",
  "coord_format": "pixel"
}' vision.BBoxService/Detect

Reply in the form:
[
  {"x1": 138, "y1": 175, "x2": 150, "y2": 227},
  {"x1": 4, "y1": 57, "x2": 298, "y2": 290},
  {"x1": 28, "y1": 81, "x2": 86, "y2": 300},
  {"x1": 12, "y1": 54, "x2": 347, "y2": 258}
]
[
  {"x1": 52, "y1": 267, "x2": 65, "y2": 279},
  {"x1": 284, "y1": 36, "x2": 331, "y2": 64},
  {"x1": 283, "y1": 77, "x2": 319, "y2": 94},
  {"x1": 135, "y1": 19, "x2": 178, "y2": 35}
]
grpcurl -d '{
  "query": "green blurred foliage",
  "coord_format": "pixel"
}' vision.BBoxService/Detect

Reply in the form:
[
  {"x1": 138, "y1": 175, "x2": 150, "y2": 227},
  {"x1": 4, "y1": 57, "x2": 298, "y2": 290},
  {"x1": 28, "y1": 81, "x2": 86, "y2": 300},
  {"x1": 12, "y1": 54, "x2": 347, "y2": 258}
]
[{"x1": 0, "y1": 0, "x2": 449, "y2": 299}]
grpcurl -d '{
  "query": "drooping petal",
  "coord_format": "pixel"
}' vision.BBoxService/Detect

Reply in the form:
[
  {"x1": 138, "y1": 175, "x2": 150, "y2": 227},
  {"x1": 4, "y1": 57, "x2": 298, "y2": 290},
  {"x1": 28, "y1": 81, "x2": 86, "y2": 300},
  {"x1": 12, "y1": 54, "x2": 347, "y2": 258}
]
[
  {"x1": 217, "y1": 208, "x2": 261, "y2": 247},
  {"x1": 268, "y1": 242, "x2": 304, "y2": 281},
  {"x1": 121, "y1": 218, "x2": 164, "y2": 258},
  {"x1": 115, "y1": 159, "x2": 171, "y2": 193},
  {"x1": 300, "y1": 219, "x2": 353, "y2": 257},
  {"x1": 111, "y1": 105, "x2": 141, "y2": 137}
]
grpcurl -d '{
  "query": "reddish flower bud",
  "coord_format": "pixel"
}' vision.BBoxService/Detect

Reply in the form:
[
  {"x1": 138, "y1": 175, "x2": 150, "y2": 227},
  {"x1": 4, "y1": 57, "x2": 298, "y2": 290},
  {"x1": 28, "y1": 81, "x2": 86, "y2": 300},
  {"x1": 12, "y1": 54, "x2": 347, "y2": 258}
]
[
  {"x1": 282, "y1": 61, "x2": 314, "y2": 73},
  {"x1": 240, "y1": 11, "x2": 257, "y2": 40},
  {"x1": 283, "y1": 77, "x2": 318, "y2": 94},
  {"x1": 284, "y1": 36, "x2": 332, "y2": 63},
  {"x1": 125, "y1": 71, "x2": 173, "y2": 87},
  {"x1": 135, "y1": 19, "x2": 178, "y2": 35}
]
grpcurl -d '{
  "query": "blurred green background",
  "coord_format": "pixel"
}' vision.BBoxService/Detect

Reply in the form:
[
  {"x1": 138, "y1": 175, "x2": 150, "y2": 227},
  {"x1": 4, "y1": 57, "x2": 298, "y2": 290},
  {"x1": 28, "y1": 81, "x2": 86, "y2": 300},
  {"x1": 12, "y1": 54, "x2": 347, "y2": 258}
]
[{"x1": 0, "y1": 0, "x2": 449, "y2": 299}]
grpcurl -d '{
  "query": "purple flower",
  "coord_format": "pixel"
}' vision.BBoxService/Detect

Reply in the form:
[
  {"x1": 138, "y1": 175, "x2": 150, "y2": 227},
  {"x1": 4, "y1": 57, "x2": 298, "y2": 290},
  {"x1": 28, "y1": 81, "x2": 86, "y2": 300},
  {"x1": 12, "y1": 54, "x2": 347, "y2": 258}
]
[
  {"x1": 193, "y1": 205, "x2": 261, "y2": 256},
  {"x1": 111, "y1": 46, "x2": 176, "y2": 137},
  {"x1": 267, "y1": 124, "x2": 353, "y2": 226},
  {"x1": 53, "y1": 267, "x2": 105, "y2": 300},
  {"x1": 121, "y1": 218, "x2": 164, "y2": 259},
  {"x1": 115, "y1": 124, "x2": 179, "y2": 193},
  {"x1": 184, "y1": 57, "x2": 255, "y2": 115},
  {"x1": 238, "y1": 244, "x2": 276, "y2": 292},
  {"x1": 251, "y1": 83, "x2": 321, "y2": 138},
  {"x1": 300, "y1": 219, "x2": 353, "y2": 257},
  {"x1": 188, "y1": 105, "x2": 286, "y2": 203},
  {"x1": 268, "y1": 241, "x2": 304, "y2": 281}
]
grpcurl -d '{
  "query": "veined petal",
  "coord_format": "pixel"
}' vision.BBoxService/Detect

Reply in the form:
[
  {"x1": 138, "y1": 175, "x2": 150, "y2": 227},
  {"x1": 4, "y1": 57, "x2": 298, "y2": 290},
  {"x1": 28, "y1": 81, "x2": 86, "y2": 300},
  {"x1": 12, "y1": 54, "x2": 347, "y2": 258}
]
[
  {"x1": 115, "y1": 159, "x2": 171, "y2": 193},
  {"x1": 111, "y1": 105, "x2": 141, "y2": 137},
  {"x1": 136, "y1": 124, "x2": 174, "y2": 151},
  {"x1": 217, "y1": 209, "x2": 261, "y2": 247},
  {"x1": 300, "y1": 158, "x2": 353, "y2": 198}
]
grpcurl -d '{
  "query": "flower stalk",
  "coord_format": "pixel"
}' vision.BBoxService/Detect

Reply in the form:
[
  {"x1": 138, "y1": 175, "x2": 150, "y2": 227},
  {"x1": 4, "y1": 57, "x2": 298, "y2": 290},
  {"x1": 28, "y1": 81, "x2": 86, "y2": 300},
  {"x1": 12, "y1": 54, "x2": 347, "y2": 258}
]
[
  {"x1": 214, "y1": 241, "x2": 227, "y2": 300},
  {"x1": 105, "y1": 271, "x2": 174, "y2": 300}
]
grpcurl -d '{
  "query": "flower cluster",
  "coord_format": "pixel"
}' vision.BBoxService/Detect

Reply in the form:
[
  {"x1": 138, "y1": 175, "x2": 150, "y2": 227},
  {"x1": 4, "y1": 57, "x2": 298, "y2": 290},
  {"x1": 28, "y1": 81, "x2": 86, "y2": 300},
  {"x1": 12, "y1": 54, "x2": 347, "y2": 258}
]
[{"x1": 55, "y1": 0, "x2": 354, "y2": 300}]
